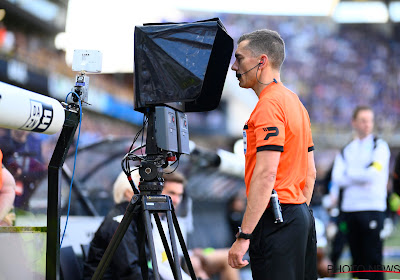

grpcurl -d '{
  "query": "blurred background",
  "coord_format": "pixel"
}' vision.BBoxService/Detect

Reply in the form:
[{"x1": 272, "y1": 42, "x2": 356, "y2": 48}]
[{"x1": 1, "y1": 0, "x2": 400, "y2": 278}]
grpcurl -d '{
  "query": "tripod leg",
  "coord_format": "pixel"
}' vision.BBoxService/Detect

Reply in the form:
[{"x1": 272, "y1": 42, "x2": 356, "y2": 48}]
[
  {"x1": 166, "y1": 211, "x2": 184, "y2": 280},
  {"x1": 142, "y1": 208, "x2": 161, "y2": 280},
  {"x1": 137, "y1": 214, "x2": 150, "y2": 280},
  {"x1": 91, "y1": 196, "x2": 141, "y2": 280},
  {"x1": 153, "y1": 213, "x2": 178, "y2": 279},
  {"x1": 171, "y1": 209, "x2": 197, "y2": 280}
]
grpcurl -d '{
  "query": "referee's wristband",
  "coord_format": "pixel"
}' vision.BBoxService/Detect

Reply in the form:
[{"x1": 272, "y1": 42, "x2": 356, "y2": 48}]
[{"x1": 235, "y1": 227, "x2": 252, "y2": 240}]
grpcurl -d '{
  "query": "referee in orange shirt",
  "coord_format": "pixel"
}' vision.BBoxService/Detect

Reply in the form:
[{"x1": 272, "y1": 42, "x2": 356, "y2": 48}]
[{"x1": 228, "y1": 29, "x2": 318, "y2": 280}]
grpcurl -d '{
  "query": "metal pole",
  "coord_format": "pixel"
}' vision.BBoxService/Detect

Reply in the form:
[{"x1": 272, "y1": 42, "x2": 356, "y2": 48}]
[{"x1": 46, "y1": 110, "x2": 80, "y2": 280}]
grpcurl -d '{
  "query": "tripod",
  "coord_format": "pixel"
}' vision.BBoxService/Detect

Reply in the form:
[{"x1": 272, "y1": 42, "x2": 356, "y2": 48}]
[{"x1": 91, "y1": 178, "x2": 197, "y2": 280}]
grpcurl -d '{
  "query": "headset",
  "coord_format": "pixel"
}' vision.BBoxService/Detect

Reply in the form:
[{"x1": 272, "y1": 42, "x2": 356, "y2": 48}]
[
  {"x1": 236, "y1": 59, "x2": 278, "y2": 85},
  {"x1": 235, "y1": 61, "x2": 263, "y2": 79}
]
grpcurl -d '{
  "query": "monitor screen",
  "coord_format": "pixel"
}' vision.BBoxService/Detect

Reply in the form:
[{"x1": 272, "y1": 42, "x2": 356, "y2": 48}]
[{"x1": 134, "y1": 18, "x2": 233, "y2": 113}]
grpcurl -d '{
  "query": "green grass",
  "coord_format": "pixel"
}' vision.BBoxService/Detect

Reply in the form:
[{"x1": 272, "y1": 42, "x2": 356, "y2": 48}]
[{"x1": 386, "y1": 223, "x2": 400, "y2": 247}]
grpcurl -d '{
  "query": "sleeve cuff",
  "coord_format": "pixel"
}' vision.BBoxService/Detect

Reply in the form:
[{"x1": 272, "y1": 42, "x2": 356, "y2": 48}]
[
  {"x1": 257, "y1": 145, "x2": 284, "y2": 152},
  {"x1": 308, "y1": 146, "x2": 315, "y2": 152}
]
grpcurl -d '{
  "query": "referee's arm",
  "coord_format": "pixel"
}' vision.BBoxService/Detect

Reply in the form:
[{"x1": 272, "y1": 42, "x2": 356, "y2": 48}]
[
  {"x1": 228, "y1": 150, "x2": 280, "y2": 269},
  {"x1": 303, "y1": 151, "x2": 316, "y2": 206},
  {"x1": 242, "y1": 150, "x2": 280, "y2": 234}
]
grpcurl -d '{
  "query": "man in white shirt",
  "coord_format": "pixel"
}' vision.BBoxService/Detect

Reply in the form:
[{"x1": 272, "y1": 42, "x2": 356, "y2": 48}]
[{"x1": 330, "y1": 105, "x2": 390, "y2": 280}]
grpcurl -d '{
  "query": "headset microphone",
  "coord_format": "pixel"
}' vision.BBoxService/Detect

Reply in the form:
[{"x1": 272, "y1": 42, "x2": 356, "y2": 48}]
[{"x1": 236, "y1": 62, "x2": 262, "y2": 79}]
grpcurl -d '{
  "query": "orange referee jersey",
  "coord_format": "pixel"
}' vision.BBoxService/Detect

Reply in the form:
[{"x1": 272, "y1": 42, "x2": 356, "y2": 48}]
[{"x1": 243, "y1": 82, "x2": 314, "y2": 204}]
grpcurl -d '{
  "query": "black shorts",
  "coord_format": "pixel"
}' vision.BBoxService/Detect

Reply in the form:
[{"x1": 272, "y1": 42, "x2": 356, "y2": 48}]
[{"x1": 249, "y1": 203, "x2": 317, "y2": 280}]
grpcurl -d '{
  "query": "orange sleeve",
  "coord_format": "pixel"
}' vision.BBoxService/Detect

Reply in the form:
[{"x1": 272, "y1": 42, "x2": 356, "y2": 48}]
[{"x1": 252, "y1": 99, "x2": 285, "y2": 152}]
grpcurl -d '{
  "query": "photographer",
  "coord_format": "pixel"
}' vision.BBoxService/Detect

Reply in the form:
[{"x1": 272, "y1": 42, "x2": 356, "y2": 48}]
[{"x1": 228, "y1": 29, "x2": 317, "y2": 280}]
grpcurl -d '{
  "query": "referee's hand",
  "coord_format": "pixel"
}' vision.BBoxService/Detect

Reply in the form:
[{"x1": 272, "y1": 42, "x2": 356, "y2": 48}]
[{"x1": 228, "y1": 239, "x2": 250, "y2": 269}]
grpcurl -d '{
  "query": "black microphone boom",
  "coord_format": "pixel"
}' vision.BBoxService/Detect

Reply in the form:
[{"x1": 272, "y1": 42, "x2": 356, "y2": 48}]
[{"x1": 236, "y1": 63, "x2": 260, "y2": 78}]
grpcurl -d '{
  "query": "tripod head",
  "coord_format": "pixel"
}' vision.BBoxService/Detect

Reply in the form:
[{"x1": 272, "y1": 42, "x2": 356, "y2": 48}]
[
  {"x1": 137, "y1": 160, "x2": 164, "y2": 195},
  {"x1": 122, "y1": 105, "x2": 189, "y2": 196}
]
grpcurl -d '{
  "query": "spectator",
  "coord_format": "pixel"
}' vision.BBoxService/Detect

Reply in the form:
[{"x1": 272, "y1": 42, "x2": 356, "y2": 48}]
[
  {"x1": 83, "y1": 170, "x2": 156, "y2": 280},
  {"x1": 150, "y1": 170, "x2": 239, "y2": 280},
  {"x1": 0, "y1": 149, "x2": 16, "y2": 226},
  {"x1": 330, "y1": 105, "x2": 390, "y2": 280},
  {"x1": 84, "y1": 169, "x2": 239, "y2": 280},
  {"x1": 314, "y1": 217, "x2": 333, "y2": 277},
  {"x1": 0, "y1": 129, "x2": 46, "y2": 210},
  {"x1": 226, "y1": 189, "x2": 246, "y2": 245},
  {"x1": 322, "y1": 162, "x2": 348, "y2": 271}
]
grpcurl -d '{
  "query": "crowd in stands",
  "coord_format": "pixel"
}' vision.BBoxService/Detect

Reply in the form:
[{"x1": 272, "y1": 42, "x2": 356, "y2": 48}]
[
  {"x1": 3, "y1": 13, "x2": 399, "y2": 139},
  {"x1": 3, "y1": 15, "x2": 400, "y2": 133},
  {"x1": 217, "y1": 14, "x2": 400, "y2": 130},
  {"x1": 1, "y1": 11, "x2": 399, "y2": 202}
]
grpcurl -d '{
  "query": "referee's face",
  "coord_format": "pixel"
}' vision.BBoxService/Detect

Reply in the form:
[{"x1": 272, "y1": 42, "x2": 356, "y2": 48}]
[
  {"x1": 232, "y1": 40, "x2": 259, "y2": 89},
  {"x1": 352, "y1": 109, "x2": 374, "y2": 139}
]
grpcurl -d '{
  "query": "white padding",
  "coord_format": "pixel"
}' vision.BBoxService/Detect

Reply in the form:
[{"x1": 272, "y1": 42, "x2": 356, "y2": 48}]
[{"x1": 0, "y1": 82, "x2": 65, "y2": 134}]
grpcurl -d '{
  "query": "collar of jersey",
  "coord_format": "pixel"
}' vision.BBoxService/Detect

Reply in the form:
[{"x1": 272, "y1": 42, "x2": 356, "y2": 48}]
[{"x1": 259, "y1": 81, "x2": 280, "y2": 99}]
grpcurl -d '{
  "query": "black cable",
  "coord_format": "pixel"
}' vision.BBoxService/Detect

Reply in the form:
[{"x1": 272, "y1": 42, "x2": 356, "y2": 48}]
[
  {"x1": 121, "y1": 144, "x2": 146, "y2": 176},
  {"x1": 163, "y1": 157, "x2": 180, "y2": 174},
  {"x1": 124, "y1": 112, "x2": 148, "y2": 177},
  {"x1": 256, "y1": 66, "x2": 278, "y2": 86},
  {"x1": 128, "y1": 114, "x2": 147, "y2": 156},
  {"x1": 140, "y1": 114, "x2": 148, "y2": 157},
  {"x1": 129, "y1": 125, "x2": 144, "y2": 153}
]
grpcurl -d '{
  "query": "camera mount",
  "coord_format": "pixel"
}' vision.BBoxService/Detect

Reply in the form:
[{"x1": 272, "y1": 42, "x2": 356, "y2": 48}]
[
  {"x1": 92, "y1": 105, "x2": 197, "y2": 280},
  {"x1": 92, "y1": 18, "x2": 233, "y2": 280},
  {"x1": 68, "y1": 50, "x2": 102, "y2": 106}
]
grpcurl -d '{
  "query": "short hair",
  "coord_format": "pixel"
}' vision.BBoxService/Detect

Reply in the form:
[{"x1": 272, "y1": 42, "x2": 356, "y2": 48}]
[
  {"x1": 163, "y1": 169, "x2": 187, "y2": 186},
  {"x1": 113, "y1": 170, "x2": 140, "y2": 204},
  {"x1": 238, "y1": 29, "x2": 285, "y2": 71},
  {"x1": 352, "y1": 105, "x2": 373, "y2": 120},
  {"x1": 113, "y1": 169, "x2": 186, "y2": 204}
]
